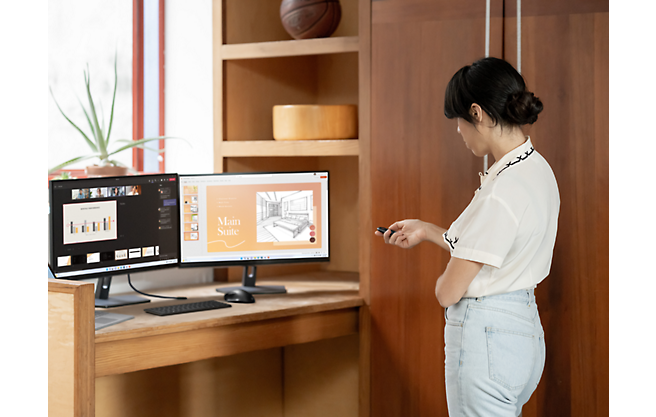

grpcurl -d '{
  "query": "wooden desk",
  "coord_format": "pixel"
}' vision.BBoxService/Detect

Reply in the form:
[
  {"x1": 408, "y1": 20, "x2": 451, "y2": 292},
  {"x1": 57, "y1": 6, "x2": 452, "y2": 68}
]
[{"x1": 49, "y1": 273, "x2": 363, "y2": 417}]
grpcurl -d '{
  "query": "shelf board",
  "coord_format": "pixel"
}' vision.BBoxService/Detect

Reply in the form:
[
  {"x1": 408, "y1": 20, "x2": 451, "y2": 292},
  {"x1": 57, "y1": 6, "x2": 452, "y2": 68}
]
[
  {"x1": 220, "y1": 140, "x2": 359, "y2": 157},
  {"x1": 221, "y1": 36, "x2": 359, "y2": 60}
]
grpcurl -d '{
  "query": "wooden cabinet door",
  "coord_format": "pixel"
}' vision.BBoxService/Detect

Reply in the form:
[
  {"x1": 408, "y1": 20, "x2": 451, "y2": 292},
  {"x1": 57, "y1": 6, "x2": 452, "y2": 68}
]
[
  {"x1": 503, "y1": 1, "x2": 609, "y2": 416},
  {"x1": 369, "y1": 1, "x2": 504, "y2": 415},
  {"x1": 368, "y1": 0, "x2": 608, "y2": 416}
]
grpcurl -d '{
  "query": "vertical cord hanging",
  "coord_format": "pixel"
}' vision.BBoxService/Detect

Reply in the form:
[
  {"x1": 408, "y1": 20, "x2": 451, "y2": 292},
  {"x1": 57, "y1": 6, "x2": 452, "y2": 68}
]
[
  {"x1": 482, "y1": 0, "x2": 521, "y2": 174},
  {"x1": 482, "y1": 1, "x2": 521, "y2": 174},
  {"x1": 485, "y1": 0, "x2": 491, "y2": 57},
  {"x1": 483, "y1": 0, "x2": 491, "y2": 173},
  {"x1": 517, "y1": 0, "x2": 521, "y2": 74}
]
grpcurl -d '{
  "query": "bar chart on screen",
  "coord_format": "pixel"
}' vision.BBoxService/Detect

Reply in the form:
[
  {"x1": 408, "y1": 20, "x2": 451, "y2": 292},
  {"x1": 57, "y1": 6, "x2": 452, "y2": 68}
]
[{"x1": 63, "y1": 200, "x2": 118, "y2": 245}]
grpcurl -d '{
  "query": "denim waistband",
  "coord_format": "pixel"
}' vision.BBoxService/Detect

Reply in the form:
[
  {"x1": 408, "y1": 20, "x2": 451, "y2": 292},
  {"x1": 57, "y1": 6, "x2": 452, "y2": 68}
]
[
  {"x1": 446, "y1": 288, "x2": 538, "y2": 324},
  {"x1": 461, "y1": 288, "x2": 536, "y2": 304}
]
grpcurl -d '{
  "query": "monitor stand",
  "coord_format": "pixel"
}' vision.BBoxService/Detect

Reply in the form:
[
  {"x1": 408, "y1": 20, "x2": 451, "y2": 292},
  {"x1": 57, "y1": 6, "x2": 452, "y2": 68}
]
[
  {"x1": 95, "y1": 276, "x2": 151, "y2": 308},
  {"x1": 216, "y1": 266, "x2": 287, "y2": 295}
]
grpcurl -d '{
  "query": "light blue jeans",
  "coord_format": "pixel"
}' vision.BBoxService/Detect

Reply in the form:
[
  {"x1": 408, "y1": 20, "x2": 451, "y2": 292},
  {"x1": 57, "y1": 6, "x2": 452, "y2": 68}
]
[{"x1": 444, "y1": 289, "x2": 545, "y2": 417}]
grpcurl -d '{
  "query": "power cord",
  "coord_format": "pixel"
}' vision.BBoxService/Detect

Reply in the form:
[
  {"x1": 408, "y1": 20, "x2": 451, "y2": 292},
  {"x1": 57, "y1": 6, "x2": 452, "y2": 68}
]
[{"x1": 127, "y1": 274, "x2": 187, "y2": 300}]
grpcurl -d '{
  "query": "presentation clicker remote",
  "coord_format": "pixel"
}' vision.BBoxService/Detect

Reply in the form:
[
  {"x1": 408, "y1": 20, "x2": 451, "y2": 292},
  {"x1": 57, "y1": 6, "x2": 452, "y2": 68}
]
[{"x1": 376, "y1": 227, "x2": 396, "y2": 236}]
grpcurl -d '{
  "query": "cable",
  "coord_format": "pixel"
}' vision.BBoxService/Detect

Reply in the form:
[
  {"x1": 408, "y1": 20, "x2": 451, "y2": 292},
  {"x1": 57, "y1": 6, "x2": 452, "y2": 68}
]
[
  {"x1": 127, "y1": 274, "x2": 187, "y2": 300},
  {"x1": 483, "y1": 0, "x2": 491, "y2": 174},
  {"x1": 517, "y1": 0, "x2": 521, "y2": 74}
]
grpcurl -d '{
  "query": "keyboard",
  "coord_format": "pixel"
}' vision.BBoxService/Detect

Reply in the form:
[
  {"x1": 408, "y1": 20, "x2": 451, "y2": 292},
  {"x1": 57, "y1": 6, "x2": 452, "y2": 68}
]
[{"x1": 144, "y1": 300, "x2": 232, "y2": 316}]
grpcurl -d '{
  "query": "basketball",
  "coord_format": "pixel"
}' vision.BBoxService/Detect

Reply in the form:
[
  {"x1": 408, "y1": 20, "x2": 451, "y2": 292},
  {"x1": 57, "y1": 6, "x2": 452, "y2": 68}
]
[{"x1": 280, "y1": 0, "x2": 341, "y2": 40}]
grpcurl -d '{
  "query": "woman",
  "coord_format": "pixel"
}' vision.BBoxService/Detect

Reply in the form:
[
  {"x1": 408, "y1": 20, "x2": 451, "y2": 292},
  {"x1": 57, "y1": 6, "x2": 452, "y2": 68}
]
[{"x1": 375, "y1": 57, "x2": 560, "y2": 416}]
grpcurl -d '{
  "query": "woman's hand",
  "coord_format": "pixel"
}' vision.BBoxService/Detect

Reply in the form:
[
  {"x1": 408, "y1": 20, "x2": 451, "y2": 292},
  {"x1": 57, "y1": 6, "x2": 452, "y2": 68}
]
[
  {"x1": 375, "y1": 220, "x2": 451, "y2": 251},
  {"x1": 375, "y1": 219, "x2": 428, "y2": 249}
]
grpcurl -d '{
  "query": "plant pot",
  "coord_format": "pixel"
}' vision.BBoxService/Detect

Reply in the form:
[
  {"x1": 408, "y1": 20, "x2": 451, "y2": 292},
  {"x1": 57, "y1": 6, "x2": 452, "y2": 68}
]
[{"x1": 85, "y1": 164, "x2": 129, "y2": 177}]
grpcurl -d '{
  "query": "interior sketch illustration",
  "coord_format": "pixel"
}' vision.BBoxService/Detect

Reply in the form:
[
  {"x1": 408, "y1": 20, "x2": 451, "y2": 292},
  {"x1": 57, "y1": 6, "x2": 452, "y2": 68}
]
[{"x1": 256, "y1": 191, "x2": 314, "y2": 242}]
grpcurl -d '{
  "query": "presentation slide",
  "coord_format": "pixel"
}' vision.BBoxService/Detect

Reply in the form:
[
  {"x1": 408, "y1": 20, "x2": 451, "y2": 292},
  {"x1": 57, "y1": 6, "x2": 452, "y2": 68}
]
[
  {"x1": 187, "y1": 182, "x2": 323, "y2": 253},
  {"x1": 63, "y1": 201, "x2": 117, "y2": 245}
]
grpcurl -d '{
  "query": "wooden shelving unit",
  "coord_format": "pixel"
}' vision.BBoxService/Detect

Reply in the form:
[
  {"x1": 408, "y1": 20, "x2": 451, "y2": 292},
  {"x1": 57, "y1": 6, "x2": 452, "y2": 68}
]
[
  {"x1": 213, "y1": 0, "x2": 368, "y2": 283},
  {"x1": 221, "y1": 139, "x2": 359, "y2": 157},
  {"x1": 211, "y1": 3, "x2": 372, "y2": 412},
  {"x1": 221, "y1": 36, "x2": 359, "y2": 60},
  {"x1": 215, "y1": 41, "x2": 361, "y2": 160},
  {"x1": 210, "y1": 4, "x2": 371, "y2": 413}
]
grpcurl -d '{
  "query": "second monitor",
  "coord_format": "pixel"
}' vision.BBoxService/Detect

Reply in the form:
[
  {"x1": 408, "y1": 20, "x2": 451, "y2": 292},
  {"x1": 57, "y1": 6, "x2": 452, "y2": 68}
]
[{"x1": 178, "y1": 171, "x2": 330, "y2": 294}]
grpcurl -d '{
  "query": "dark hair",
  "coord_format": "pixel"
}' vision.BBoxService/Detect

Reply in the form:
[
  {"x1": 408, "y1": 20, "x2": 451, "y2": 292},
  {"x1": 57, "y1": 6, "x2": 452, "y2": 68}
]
[{"x1": 444, "y1": 57, "x2": 543, "y2": 127}]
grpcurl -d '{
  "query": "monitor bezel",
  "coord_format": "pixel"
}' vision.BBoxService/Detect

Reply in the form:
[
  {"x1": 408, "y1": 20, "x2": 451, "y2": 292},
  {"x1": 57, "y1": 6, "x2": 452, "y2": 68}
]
[
  {"x1": 48, "y1": 173, "x2": 182, "y2": 281},
  {"x1": 177, "y1": 170, "x2": 330, "y2": 269}
]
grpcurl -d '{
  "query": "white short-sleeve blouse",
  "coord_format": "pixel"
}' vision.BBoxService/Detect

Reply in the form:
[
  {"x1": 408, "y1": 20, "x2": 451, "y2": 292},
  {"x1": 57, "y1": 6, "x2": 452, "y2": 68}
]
[{"x1": 443, "y1": 138, "x2": 560, "y2": 298}]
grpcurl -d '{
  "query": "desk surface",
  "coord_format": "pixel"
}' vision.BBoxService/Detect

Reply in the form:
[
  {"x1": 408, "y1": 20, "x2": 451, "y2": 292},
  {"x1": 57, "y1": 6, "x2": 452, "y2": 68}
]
[
  {"x1": 93, "y1": 273, "x2": 363, "y2": 377},
  {"x1": 96, "y1": 273, "x2": 361, "y2": 341}
]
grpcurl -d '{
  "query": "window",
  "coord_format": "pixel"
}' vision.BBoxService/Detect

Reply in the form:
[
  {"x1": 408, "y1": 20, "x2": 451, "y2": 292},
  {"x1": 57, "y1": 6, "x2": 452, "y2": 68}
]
[
  {"x1": 134, "y1": 0, "x2": 166, "y2": 173},
  {"x1": 48, "y1": 0, "x2": 165, "y2": 175}
]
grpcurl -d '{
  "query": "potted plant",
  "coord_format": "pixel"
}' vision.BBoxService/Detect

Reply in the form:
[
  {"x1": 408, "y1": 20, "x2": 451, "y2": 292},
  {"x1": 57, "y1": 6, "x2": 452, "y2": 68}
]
[{"x1": 49, "y1": 54, "x2": 186, "y2": 176}]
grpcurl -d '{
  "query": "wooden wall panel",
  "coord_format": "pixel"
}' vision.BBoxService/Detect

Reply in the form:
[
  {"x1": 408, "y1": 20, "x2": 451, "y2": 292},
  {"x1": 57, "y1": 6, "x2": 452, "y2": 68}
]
[
  {"x1": 96, "y1": 348, "x2": 284, "y2": 417},
  {"x1": 504, "y1": 1, "x2": 609, "y2": 416},
  {"x1": 284, "y1": 335, "x2": 359, "y2": 417},
  {"x1": 96, "y1": 336, "x2": 359, "y2": 417},
  {"x1": 369, "y1": 1, "x2": 503, "y2": 416},
  {"x1": 369, "y1": 0, "x2": 608, "y2": 416}
]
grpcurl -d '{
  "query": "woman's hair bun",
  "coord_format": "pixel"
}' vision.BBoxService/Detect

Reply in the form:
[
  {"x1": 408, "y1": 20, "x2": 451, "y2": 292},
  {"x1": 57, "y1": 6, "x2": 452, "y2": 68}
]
[
  {"x1": 505, "y1": 91, "x2": 543, "y2": 125},
  {"x1": 444, "y1": 57, "x2": 544, "y2": 127}
]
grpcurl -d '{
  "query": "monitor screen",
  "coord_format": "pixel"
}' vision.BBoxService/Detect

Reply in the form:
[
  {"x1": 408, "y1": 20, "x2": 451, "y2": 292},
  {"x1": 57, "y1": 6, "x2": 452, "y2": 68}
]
[
  {"x1": 178, "y1": 171, "x2": 329, "y2": 268},
  {"x1": 49, "y1": 173, "x2": 180, "y2": 279}
]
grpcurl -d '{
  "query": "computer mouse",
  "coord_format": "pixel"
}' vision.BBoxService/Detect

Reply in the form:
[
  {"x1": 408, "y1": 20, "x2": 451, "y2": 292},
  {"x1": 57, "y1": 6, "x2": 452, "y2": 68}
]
[{"x1": 223, "y1": 289, "x2": 255, "y2": 304}]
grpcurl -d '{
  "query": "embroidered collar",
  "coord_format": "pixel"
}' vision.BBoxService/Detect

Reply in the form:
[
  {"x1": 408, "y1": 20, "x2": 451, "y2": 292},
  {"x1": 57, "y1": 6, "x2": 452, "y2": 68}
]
[{"x1": 478, "y1": 137, "x2": 535, "y2": 191}]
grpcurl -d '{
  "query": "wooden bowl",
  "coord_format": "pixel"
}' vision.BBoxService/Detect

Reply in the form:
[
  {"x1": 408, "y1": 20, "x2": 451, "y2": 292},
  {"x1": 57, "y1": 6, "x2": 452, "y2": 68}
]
[{"x1": 273, "y1": 104, "x2": 358, "y2": 140}]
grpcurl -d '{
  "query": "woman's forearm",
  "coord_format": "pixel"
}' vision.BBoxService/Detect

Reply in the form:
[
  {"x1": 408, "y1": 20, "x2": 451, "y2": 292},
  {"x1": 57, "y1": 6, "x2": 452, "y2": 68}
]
[{"x1": 423, "y1": 222, "x2": 450, "y2": 251}]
